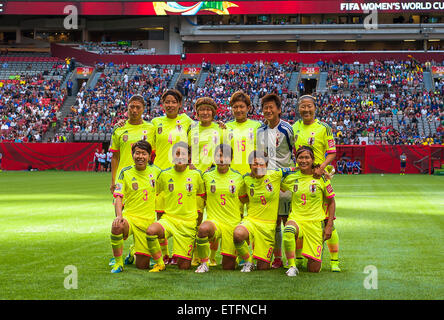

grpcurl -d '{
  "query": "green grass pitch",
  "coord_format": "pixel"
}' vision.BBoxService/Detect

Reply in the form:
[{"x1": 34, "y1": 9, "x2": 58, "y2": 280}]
[{"x1": 1, "y1": 171, "x2": 443, "y2": 300}]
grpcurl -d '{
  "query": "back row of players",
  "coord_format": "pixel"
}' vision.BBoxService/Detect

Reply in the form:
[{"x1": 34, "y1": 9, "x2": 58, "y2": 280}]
[{"x1": 108, "y1": 89, "x2": 340, "y2": 276}]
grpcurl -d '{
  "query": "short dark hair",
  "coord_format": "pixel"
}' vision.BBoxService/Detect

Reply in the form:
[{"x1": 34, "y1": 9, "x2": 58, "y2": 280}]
[
  {"x1": 248, "y1": 150, "x2": 269, "y2": 165},
  {"x1": 128, "y1": 94, "x2": 146, "y2": 107},
  {"x1": 261, "y1": 93, "x2": 282, "y2": 110},
  {"x1": 161, "y1": 89, "x2": 183, "y2": 104},
  {"x1": 194, "y1": 97, "x2": 218, "y2": 115},
  {"x1": 298, "y1": 95, "x2": 316, "y2": 105},
  {"x1": 131, "y1": 139, "x2": 152, "y2": 155},
  {"x1": 295, "y1": 146, "x2": 315, "y2": 161},
  {"x1": 230, "y1": 91, "x2": 251, "y2": 107}
]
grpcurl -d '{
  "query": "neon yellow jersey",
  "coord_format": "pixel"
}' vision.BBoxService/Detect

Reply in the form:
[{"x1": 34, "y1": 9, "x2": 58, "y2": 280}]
[
  {"x1": 243, "y1": 169, "x2": 285, "y2": 223},
  {"x1": 225, "y1": 119, "x2": 261, "y2": 175},
  {"x1": 282, "y1": 172, "x2": 335, "y2": 222},
  {"x1": 292, "y1": 119, "x2": 336, "y2": 166},
  {"x1": 202, "y1": 168, "x2": 247, "y2": 227},
  {"x1": 151, "y1": 113, "x2": 193, "y2": 170},
  {"x1": 189, "y1": 122, "x2": 223, "y2": 173},
  {"x1": 156, "y1": 166, "x2": 205, "y2": 221},
  {"x1": 113, "y1": 165, "x2": 161, "y2": 222},
  {"x1": 109, "y1": 120, "x2": 154, "y2": 181}
]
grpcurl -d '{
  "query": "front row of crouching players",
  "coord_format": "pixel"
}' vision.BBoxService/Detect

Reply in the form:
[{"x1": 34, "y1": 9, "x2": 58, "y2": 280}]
[{"x1": 110, "y1": 140, "x2": 336, "y2": 275}]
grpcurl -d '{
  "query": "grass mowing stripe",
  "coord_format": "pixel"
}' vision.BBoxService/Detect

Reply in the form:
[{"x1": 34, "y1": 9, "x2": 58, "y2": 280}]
[{"x1": 1, "y1": 172, "x2": 443, "y2": 300}]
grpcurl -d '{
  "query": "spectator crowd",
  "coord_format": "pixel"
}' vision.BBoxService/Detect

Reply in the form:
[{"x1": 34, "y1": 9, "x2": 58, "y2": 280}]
[{"x1": 1, "y1": 58, "x2": 443, "y2": 146}]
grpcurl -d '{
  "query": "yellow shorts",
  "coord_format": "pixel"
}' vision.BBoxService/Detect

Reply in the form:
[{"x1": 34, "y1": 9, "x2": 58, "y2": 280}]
[
  {"x1": 288, "y1": 218, "x2": 324, "y2": 262},
  {"x1": 157, "y1": 214, "x2": 197, "y2": 261},
  {"x1": 238, "y1": 218, "x2": 275, "y2": 263},
  {"x1": 124, "y1": 215, "x2": 154, "y2": 257},
  {"x1": 206, "y1": 219, "x2": 237, "y2": 258}
]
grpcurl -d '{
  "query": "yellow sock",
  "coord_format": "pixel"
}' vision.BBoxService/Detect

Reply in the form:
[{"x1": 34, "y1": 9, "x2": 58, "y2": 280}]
[
  {"x1": 110, "y1": 233, "x2": 124, "y2": 266},
  {"x1": 234, "y1": 240, "x2": 250, "y2": 261},
  {"x1": 283, "y1": 225, "x2": 296, "y2": 267},
  {"x1": 196, "y1": 236, "x2": 210, "y2": 263},
  {"x1": 147, "y1": 235, "x2": 164, "y2": 266},
  {"x1": 327, "y1": 229, "x2": 339, "y2": 261}
]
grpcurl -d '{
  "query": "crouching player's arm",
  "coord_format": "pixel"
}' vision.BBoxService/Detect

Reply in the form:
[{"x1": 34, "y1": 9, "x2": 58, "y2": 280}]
[
  {"x1": 197, "y1": 194, "x2": 206, "y2": 227},
  {"x1": 323, "y1": 180, "x2": 336, "y2": 241},
  {"x1": 114, "y1": 195, "x2": 124, "y2": 224},
  {"x1": 110, "y1": 150, "x2": 120, "y2": 193}
]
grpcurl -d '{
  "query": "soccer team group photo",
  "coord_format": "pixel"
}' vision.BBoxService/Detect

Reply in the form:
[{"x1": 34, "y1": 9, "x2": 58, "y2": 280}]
[{"x1": 0, "y1": 0, "x2": 443, "y2": 302}]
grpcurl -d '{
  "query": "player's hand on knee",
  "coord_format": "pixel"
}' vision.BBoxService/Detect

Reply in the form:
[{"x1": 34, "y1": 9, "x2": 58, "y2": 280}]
[{"x1": 112, "y1": 217, "x2": 125, "y2": 229}]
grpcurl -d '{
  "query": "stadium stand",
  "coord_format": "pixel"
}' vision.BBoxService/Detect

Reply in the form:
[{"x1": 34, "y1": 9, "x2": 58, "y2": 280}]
[
  {"x1": 60, "y1": 63, "x2": 174, "y2": 141},
  {"x1": 0, "y1": 57, "x2": 70, "y2": 142},
  {"x1": 1, "y1": 54, "x2": 442, "y2": 146}
]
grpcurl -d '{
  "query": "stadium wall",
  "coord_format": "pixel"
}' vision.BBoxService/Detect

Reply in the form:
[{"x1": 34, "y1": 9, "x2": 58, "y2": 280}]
[
  {"x1": 51, "y1": 43, "x2": 444, "y2": 66},
  {"x1": 0, "y1": 143, "x2": 101, "y2": 171},
  {"x1": 0, "y1": 143, "x2": 442, "y2": 173},
  {"x1": 335, "y1": 145, "x2": 444, "y2": 174}
]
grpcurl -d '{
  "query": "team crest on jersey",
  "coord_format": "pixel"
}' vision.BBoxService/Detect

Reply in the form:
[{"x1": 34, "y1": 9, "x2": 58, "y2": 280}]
[
  {"x1": 150, "y1": 179, "x2": 155, "y2": 188},
  {"x1": 249, "y1": 128, "x2": 254, "y2": 140},
  {"x1": 186, "y1": 183, "x2": 193, "y2": 192},
  {"x1": 132, "y1": 182, "x2": 139, "y2": 191},
  {"x1": 228, "y1": 130, "x2": 234, "y2": 140},
  {"x1": 294, "y1": 135, "x2": 298, "y2": 142},
  {"x1": 210, "y1": 180, "x2": 216, "y2": 193},
  {"x1": 249, "y1": 184, "x2": 255, "y2": 196},
  {"x1": 194, "y1": 136, "x2": 199, "y2": 145},
  {"x1": 293, "y1": 184, "x2": 298, "y2": 192},
  {"x1": 308, "y1": 137, "x2": 315, "y2": 146},
  {"x1": 158, "y1": 126, "x2": 163, "y2": 134},
  {"x1": 168, "y1": 184, "x2": 174, "y2": 192},
  {"x1": 141, "y1": 135, "x2": 147, "y2": 141},
  {"x1": 213, "y1": 132, "x2": 218, "y2": 144},
  {"x1": 276, "y1": 133, "x2": 281, "y2": 147},
  {"x1": 122, "y1": 135, "x2": 128, "y2": 142},
  {"x1": 177, "y1": 124, "x2": 182, "y2": 132},
  {"x1": 229, "y1": 185, "x2": 236, "y2": 194},
  {"x1": 266, "y1": 183, "x2": 273, "y2": 192},
  {"x1": 309, "y1": 184, "x2": 317, "y2": 193}
]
